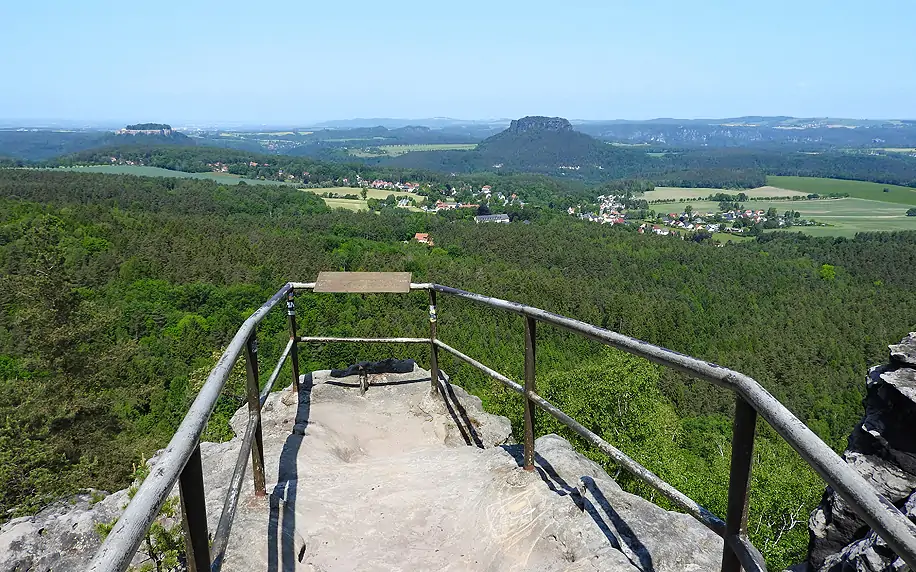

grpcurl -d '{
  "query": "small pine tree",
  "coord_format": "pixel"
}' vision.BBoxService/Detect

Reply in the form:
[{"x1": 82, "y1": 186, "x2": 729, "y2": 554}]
[{"x1": 96, "y1": 459, "x2": 186, "y2": 572}]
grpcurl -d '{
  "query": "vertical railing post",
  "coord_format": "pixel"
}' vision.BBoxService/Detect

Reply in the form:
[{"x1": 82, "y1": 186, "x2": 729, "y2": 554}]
[
  {"x1": 721, "y1": 396, "x2": 758, "y2": 572},
  {"x1": 428, "y1": 288, "x2": 439, "y2": 393},
  {"x1": 523, "y1": 316, "x2": 537, "y2": 471},
  {"x1": 178, "y1": 444, "x2": 211, "y2": 572},
  {"x1": 244, "y1": 332, "x2": 267, "y2": 497},
  {"x1": 286, "y1": 289, "x2": 301, "y2": 394}
]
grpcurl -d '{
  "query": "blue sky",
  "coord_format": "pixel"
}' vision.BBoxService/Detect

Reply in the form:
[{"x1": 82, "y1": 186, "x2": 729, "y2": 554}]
[{"x1": 2, "y1": 0, "x2": 914, "y2": 123}]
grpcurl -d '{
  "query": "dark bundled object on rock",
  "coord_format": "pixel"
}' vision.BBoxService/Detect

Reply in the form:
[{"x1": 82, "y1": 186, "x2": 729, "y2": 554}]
[{"x1": 330, "y1": 358, "x2": 416, "y2": 377}]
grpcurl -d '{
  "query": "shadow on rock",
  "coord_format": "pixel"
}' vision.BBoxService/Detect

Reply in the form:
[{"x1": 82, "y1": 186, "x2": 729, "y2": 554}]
[
  {"x1": 267, "y1": 372, "x2": 313, "y2": 572},
  {"x1": 501, "y1": 443, "x2": 655, "y2": 572}
]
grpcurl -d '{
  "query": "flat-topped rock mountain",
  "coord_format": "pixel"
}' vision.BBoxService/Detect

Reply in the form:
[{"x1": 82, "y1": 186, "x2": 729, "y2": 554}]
[
  {"x1": 506, "y1": 116, "x2": 574, "y2": 134},
  {"x1": 0, "y1": 363, "x2": 723, "y2": 571},
  {"x1": 474, "y1": 115, "x2": 613, "y2": 172}
]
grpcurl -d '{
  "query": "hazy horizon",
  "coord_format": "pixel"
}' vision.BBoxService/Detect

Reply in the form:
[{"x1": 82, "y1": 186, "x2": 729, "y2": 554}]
[
  {"x1": 3, "y1": 113, "x2": 915, "y2": 131},
  {"x1": 3, "y1": 0, "x2": 915, "y2": 123}
]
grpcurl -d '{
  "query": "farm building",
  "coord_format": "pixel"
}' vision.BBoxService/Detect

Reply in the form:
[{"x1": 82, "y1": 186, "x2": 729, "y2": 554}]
[{"x1": 475, "y1": 214, "x2": 510, "y2": 224}]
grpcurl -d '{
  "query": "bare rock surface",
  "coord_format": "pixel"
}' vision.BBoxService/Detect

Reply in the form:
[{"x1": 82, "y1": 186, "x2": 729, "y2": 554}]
[
  {"x1": 1, "y1": 363, "x2": 723, "y2": 571},
  {"x1": 889, "y1": 333, "x2": 916, "y2": 368},
  {"x1": 0, "y1": 490, "x2": 128, "y2": 572},
  {"x1": 806, "y1": 333, "x2": 916, "y2": 571}
]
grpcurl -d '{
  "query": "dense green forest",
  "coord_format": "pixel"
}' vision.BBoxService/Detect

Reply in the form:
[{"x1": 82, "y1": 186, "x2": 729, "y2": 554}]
[
  {"x1": 45, "y1": 135, "x2": 916, "y2": 193},
  {"x1": 390, "y1": 141, "x2": 916, "y2": 187},
  {"x1": 2, "y1": 169, "x2": 915, "y2": 568}
]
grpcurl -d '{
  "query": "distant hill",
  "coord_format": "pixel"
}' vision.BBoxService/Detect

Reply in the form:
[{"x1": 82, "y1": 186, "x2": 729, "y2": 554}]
[
  {"x1": 476, "y1": 116, "x2": 610, "y2": 168},
  {"x1": 384, "y1": 115, "x2": 645, "y2": 177},
  {"x1": 117, "y1": 123, "x2": 187, "y2": 140},
  {"x1": 573, "y1": 117, "x2": 916, "y2": 148},
  {"x1": 124, "y1": 123, "x2": 171, "y2": 131},
  {"x1": 0, "y1": 127, "x2": 194, "y2": 161},
  {"x1": 304, "y1": 116, "x2": 916, "y2": 149}
]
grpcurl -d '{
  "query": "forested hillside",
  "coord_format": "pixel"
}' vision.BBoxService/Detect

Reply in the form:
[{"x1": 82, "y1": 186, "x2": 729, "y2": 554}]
[
  {"x1": 389, "y1": 137, "x2": 916, "y2": 187},
  {"x1": 0, "y1": 130, "x2": 193, "y2": 161},
  {"x1": 2, "y1": 169, "x2": 915, "y2": 568}
]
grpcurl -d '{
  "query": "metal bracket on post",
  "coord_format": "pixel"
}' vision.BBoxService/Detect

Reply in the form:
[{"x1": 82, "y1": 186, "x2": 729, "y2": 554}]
[
  {"x1": 287, "y1": 289, "x2": 301, "y2": 394},
  {"x1": 244, "y1": 333, "x2": 267, "y2": 497},
  {"x1": 429, "y1": 289, "x2": 439, "y2": 394},
  {"x1": 178, "y1": 444, "x2": 211, "y2": 572},
  {"x1": 721, "y1": 396, "x2": 759, "y2": 572},
  {"x1": 523, "y1": 316, "x2": 537, "y2": 471}
]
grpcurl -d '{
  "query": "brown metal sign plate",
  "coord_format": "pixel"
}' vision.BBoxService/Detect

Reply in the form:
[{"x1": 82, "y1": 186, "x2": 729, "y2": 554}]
[{"x1": 314, "y1": 272, "x2": 413, "y2": 293}]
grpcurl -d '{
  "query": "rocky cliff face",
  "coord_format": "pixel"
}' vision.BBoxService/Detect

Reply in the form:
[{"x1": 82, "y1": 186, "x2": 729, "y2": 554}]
[
  {"x1": 806, "y1": 333, "x2": 916, "y2": 571},
  {"x1": 507, "y1": 116, "x2": 574, "y2": 134}
]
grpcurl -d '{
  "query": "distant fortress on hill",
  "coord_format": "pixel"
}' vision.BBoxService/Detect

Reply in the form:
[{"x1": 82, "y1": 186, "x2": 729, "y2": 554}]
[{"x1": 116, "y1": 123, "x2": 172, "y2": 136}]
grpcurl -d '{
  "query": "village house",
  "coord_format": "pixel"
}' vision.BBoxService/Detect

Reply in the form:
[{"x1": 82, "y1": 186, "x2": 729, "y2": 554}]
[{"x1": 413, "y1": 233, "x2": 433, "y2": 245}]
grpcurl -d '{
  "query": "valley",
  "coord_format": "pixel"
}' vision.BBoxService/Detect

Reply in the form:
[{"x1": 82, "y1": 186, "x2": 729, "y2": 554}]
[
  {"x1": 3, "y1": 167, "x2": 916, "y2": 570},
  {"x1": 5, "y1": 3, "x2": 916, "y2": 569},
  {"x1": 2, "y1": 120, "x2": 916, "y2": 571},
  {"x1": 644, "y1": 177, "x2": 916, "y2": 236},
  {"x1": 348, "y1": 143, "x2": 478, "y2": 157},
  {"x1": 29, "y1": 156, "x2": 916, "y2": 236}
]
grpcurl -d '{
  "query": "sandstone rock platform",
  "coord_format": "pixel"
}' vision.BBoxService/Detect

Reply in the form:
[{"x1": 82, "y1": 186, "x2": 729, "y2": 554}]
[{"x1": 1, "y1": 363, "x2": 723, "y2": 571}]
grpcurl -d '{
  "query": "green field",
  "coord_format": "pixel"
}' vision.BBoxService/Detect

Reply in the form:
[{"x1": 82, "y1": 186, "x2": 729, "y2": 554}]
[
  {"x1": 666, "y1": 197, "x2": 916, "y2": 237},
  {"x1": 52, "y1": 165, "x2": 294, "y2": 186},
  {"x1": 300, "y1": 186, "x2": 426, "y2": 202},
  {"x1": 322, "y1": 197, "x2": 368, "y2": 211},
  {"x1": 349, "y1": 143, "x2": 477, "y2": 157},
  {"x1": 767, "y1": 176, "x2": 916, "y2": 206},
  {"x1": 712, "y1": 232, "x2": 752, "y2": 243},
  {"x1": 299, "y1": 187, "x2": 427, "y2": 211},
  {"x1": 645, "y1": 186, "x2": 808, "y2": 201}
]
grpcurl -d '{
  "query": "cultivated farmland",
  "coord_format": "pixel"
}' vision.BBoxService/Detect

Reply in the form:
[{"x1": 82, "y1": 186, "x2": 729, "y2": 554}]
[
  {"x1": 665, "y1": 197, "x2": 916, "y2": 237},
  {"x1": 322, "y1": 198, "x2": 368, "y2": 211},
  {"x1": 299, "y1": 186, "x2": 427, "y2": 202},
  {"x1": 52, "y1": 165, "x2": 295, "y2": 185},
  {"x1": 766, "y1": 176, "x2": 916, "y2": 206},
  {"x1": 645, "y1": 186, "x2": 808, "y2": 201},
  {"x1": 349, "y1": 143, "x2": 477, "y2": 157}
]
